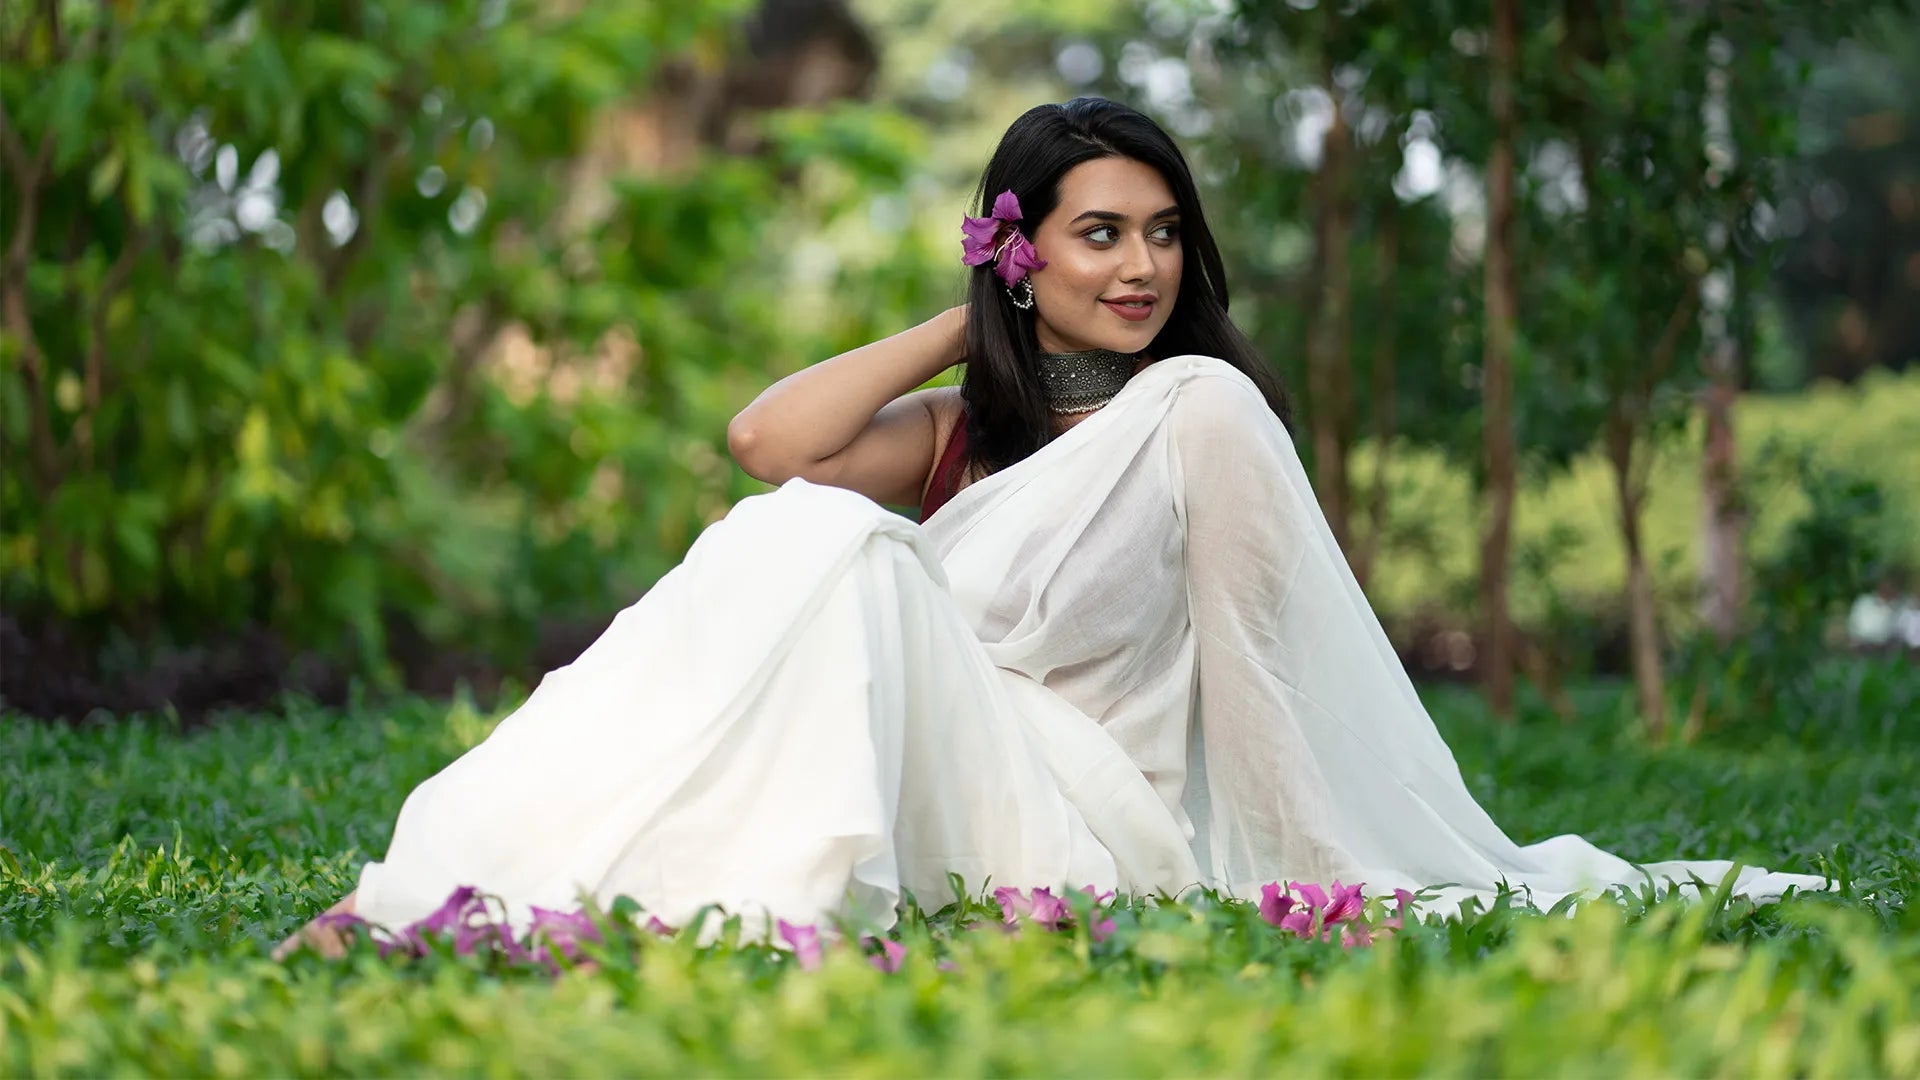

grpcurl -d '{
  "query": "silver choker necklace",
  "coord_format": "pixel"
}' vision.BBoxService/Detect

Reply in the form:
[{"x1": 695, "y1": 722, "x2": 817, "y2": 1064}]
[{"x1": 1037, "y1": 348, "x2": 1138, "y2": 415}]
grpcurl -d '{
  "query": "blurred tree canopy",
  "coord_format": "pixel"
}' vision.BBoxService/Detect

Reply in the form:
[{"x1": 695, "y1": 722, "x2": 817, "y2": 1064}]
[
  {"x1": 0, "y1": 0, "x2": 932, "y2": 706},
  {"x1": 2, "y1": 0, "x2": 1914, "y2": 723}
]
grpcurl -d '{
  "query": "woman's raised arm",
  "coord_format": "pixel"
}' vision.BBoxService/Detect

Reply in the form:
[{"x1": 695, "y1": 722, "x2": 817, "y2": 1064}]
[{"x1": 726, "y1": 305, "x2": 967, "y2": 506}]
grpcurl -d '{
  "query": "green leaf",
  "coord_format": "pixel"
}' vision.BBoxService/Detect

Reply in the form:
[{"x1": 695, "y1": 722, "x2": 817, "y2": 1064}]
[
  {"x1": 89, "y1": 149, "x2": 126, "y2": 202},
  {"x1": 113, "y1": 516, "x2": 160, "y2": 576}
]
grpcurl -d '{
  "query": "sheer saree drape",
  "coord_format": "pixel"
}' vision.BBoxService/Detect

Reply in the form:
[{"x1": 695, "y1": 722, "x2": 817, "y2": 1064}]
[{"x1": 354, "y1": 355, "x2": 1824, "y2": 935}]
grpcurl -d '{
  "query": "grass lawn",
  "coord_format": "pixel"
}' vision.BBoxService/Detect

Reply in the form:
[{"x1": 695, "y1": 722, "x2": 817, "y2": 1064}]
[{"x1": 2, "y1": 665, "x2": 1916, "y2": 1076}]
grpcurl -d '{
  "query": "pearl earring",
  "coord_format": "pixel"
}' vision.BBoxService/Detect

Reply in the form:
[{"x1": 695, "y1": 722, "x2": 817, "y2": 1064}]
[{"x1": 1008, "y1": 277, "x2": 1035, "y2": 310}]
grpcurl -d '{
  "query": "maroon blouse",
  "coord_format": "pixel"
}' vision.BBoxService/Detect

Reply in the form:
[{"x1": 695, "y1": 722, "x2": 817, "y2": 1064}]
[{"x1": 919, "y1": 412, "x2": 970, "y2": 522}]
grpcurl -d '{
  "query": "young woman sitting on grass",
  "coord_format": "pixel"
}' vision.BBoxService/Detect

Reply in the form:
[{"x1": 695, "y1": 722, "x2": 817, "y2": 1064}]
[{"x1": 278, "y1": 96, "x2": 1824, "y2": 960}]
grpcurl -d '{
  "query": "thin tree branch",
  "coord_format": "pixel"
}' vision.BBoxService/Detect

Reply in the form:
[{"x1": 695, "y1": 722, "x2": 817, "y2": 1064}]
[
  {"x1": 0, "y1": 100, "x2": 31, "y2": 178},
  {"x1": 77, "y1": 229, "x2": 148, "y2": 469},
  {"x1": 1, "y1": 108, "x2": 61, "y2": 495},
  {"x1": 1645, "y1": 275, "x2": 1702, "y2": 386}
]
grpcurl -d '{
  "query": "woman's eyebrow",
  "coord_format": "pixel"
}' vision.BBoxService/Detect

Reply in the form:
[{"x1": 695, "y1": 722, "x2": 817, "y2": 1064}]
[{"x1": 1067, "y1": 205, "x2": 1181, "y2": 226}]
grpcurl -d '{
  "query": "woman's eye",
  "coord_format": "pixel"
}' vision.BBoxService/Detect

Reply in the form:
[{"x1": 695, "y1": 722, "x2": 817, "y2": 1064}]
[{"x1": 1084, "y1": 223, "x2": 1180, "y2": 244}]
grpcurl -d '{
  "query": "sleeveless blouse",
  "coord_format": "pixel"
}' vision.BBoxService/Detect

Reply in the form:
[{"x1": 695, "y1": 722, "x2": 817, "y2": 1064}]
[{"x1": 919, "y1": 411, "x2": 970, "y2": 522}]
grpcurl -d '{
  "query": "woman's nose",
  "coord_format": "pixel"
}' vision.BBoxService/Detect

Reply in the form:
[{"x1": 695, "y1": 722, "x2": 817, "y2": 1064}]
[{"x1": 1118, "y1": 236, "x2": 1158, "y2": 283}]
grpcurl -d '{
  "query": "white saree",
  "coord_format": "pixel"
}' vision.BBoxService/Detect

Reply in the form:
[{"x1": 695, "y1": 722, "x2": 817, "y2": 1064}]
[{"x1": 354, "y1": 355, "x2": 1826, "y2": 934}]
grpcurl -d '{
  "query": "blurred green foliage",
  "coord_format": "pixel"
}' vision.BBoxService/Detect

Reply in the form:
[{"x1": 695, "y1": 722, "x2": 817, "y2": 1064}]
[
  {"x1": 2, "y1": 0, "x2": 1915, "y2": 701},
  {"x1": 0, "y1": 1, "x2": 939, "y2": 681},
  {"x1": 1357, "y1": 366, "x2": 1920, "y2": 628}
]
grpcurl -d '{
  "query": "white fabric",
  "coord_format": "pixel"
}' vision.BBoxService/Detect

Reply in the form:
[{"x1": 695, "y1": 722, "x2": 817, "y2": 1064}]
[{"x1": 355, "y1": 355, "x2": 1826, "y2": 935}]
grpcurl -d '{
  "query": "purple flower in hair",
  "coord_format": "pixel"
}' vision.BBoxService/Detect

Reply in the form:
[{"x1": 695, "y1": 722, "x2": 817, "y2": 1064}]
[{"x1": 961, "y1": 189, "x2": 1048, "y2": 287}]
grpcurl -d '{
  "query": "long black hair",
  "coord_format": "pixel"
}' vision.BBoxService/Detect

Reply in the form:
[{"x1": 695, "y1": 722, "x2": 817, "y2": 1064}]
[{"x1": 959, "y1": 96, "x2": 1294, "y2": 478}]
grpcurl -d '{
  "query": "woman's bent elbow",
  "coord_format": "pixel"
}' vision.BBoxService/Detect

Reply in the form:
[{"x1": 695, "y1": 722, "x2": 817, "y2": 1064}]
[
  {"x1": 726, "y1": 417, "x2": 769, "y2": 479},
  {"x1": 726, "y1": 416, "x2": 799, "y2": 484}
]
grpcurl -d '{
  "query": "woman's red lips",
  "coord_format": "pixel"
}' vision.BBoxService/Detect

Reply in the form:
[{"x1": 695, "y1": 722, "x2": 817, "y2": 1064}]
[{"x1": 1101, "y1": 297, "x2": 1156, "y2": 322}]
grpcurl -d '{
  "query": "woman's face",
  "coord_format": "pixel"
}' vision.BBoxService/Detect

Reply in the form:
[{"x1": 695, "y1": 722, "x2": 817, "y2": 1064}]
[{"x1": 1026, "y1": 156, "x2": 1184, "y2": 356}]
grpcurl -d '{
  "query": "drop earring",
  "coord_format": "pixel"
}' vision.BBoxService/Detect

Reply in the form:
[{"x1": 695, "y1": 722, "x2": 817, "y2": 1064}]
[{"x1": 1008, "y1": 277, "x2": 1035, "y2": 310}]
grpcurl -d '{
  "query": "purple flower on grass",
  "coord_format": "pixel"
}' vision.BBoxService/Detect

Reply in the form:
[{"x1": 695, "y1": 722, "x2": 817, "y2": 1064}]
[
  {"x1": 1375, "y1": 888, "x2": 1418, "y2": 937},
  {"x1": 528, "y1": 905, "x2": 603, "y2": 966},
  {"x1": 314, "y1": 910, "x2": 371, "y2": 934},
  {"x1": 1027, "y1": 887, "x2": 1071, "y2": 931},
  {"x1": 993, "y1": 885, "x2": 1033, "y2": 926},
  {"x1": 777, "y1": 919, "x2": 824, "y2": 971},
  {"x1": 863, "y1": 936, "x2": 907, "y2": 974},
  {"x1": 414, "y1": 885, "x2": 484, "y2": 936},
  {"x1": 990, "y1": 885, "x2": 1117, "y2": 941},
  {"x1": 1259, "y1": 880, "x2": 1372, "y2": 944},
  {"x1": 388, "y1": 884, "x2": 506, "y2": 958},
  {"x1": 1319, "y1": 881, "x2": 1366, "y2": 926},
  {"x1": 322, "y1": 886, "x2": 696, "y2": 970},
  {"x1": 1081, "y1": 885, "x2": 1119, "y2": 942},
  {"x1": 1258, "y1": 882, "x2": 1296, "y2": 928}
]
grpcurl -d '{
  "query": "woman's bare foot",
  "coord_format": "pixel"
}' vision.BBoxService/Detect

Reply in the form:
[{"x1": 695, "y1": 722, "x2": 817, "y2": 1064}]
[{"x1": 272, "y1": 889, "x2": 359, "y2": 961}]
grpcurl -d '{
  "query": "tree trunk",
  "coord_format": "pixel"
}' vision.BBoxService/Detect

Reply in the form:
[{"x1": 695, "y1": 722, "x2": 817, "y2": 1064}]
[
  {"x1": 1698, "y1": 30, "x2": 1746, "y2": 643},
  {"x1": 1355, "y1": 193, "x2": 1399, "y2": 590},
  {"x1": 1481, "y1": 0, "x2": 1521, "y2": 719},
  {"x1": 1699, "y1": 334, "x2": 1744, "y2": 642},
  {"x1": 1307, "y1": 89, "x2": 1355, "y2": 554},
  {"x1": 1607, "y1": 411, "x2": 1669, "y2": 739}
]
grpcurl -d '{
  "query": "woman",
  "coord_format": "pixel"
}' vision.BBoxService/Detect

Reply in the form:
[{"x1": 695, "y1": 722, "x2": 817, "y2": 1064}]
[{"x1": 278, "y1": 98, "x2": 1821, "y2": 958}]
